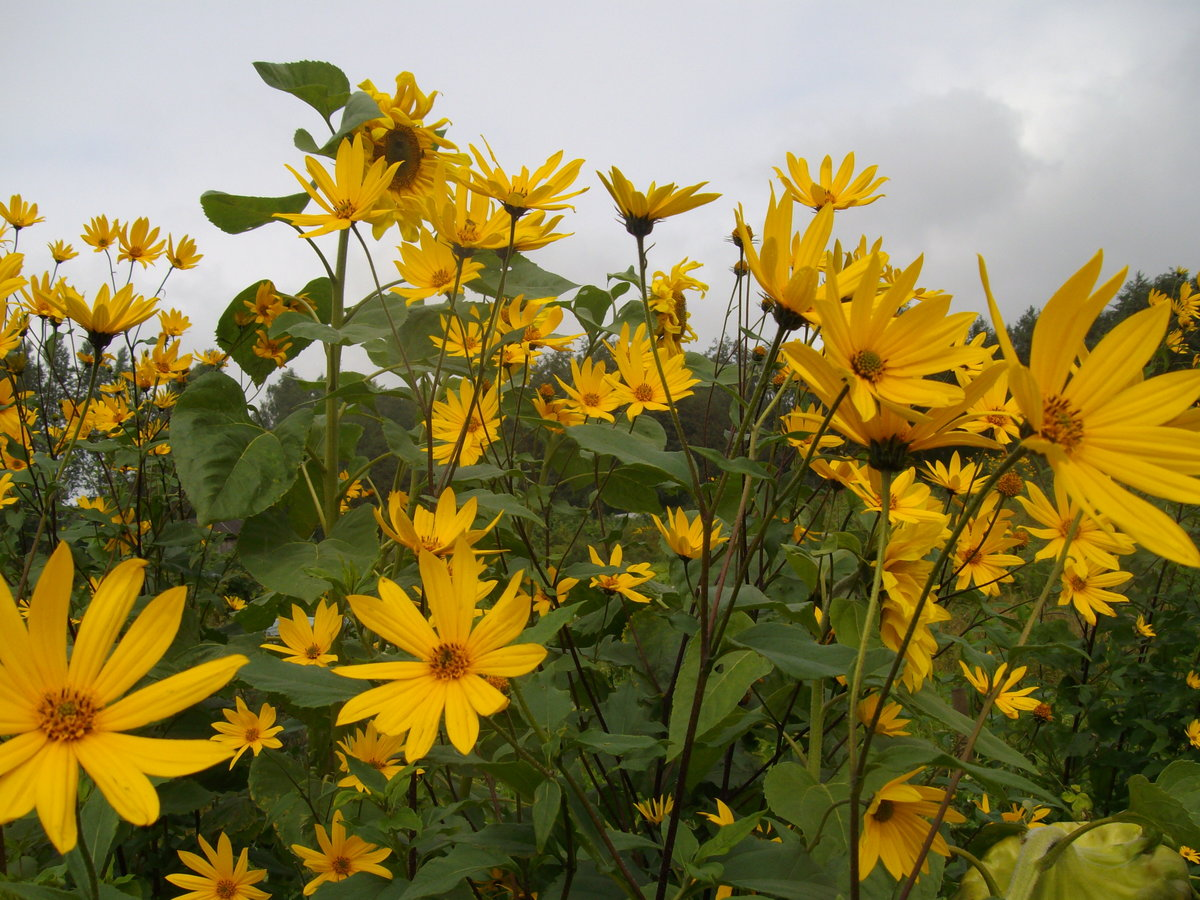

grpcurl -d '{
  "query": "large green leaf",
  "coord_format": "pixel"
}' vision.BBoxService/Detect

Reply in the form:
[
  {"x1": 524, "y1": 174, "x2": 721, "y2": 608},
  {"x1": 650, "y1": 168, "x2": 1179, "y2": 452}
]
[
  {"x1": 731, "y1": 621, "x2": 857, "y2": 679},
  {"x1": 668, "y1": 648, "x2": 772, "y2": 758},
  {"x1": 399, "y1": 846, "x2": 512, "y2": 900},
  {"x1": 216, "y1": 277, "x2": 333, "y2": 385},
  {"x1": 900, "y1": 687, "x2": 1038, "y2": 774},
  {"x1": 719, "y1": 829, "x2": 839, "y2": 900},
  {"x1": 252, "y1": 60, "x2": 350, "y2": 119},
  {"x1": 473, "y1": 251, "x2": 578, "y2": 299},
  {"x1": 1127, "y1": 760, "x2": 1200, "y2": 846},
  {"x1": 566, "y1": 422, "x2": 690, "y2": 485},
  {"x1": 172, "y1": 372, "x2": 311, "y2": 524},
  {"x1": 199, "y1": 190, "x2": 310, "y2": 234},
  {"x1": 237, "y1": 653, "x2": 360, "y2": 707}
]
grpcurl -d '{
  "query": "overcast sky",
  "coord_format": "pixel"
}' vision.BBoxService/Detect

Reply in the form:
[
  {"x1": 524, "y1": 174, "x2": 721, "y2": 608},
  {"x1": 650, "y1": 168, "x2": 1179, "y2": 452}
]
[{"x1": 6, "y1": 1, "x2": 1198, "y2": 375}]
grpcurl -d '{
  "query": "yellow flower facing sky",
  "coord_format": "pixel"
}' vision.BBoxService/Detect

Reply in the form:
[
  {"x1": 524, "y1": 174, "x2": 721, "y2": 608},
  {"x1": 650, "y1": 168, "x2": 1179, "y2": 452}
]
[
  {"x1": 166, "y1": 832, "x2": 271, "y2": 900},
  {"x1": 464, "y1": 141, "x2": 587, "y2": 218},
  {"x1": 775, "y1": 152, "x2": 887, "y2": 211},
  {"x1": 292, "y1": 810, "x2": 392, "y2": 896},
  {"x1": 429, "y1": 380, "x2": 501, "y2": 467},
  {"x1": 588, "y1": 544, "x2": 655, "y2": 604},
  {"x1": 336, "y1": 541, "x2": 547, "y2": 762},
  {"x1": 597, "y1": 166, "x2": 720, "y2": 236},
  {"x1": 374, "y1": 486, "x2": 499, "y2": 557},
  {"x1": 634, "y1": 794, "x2": 674, "y2": 825},
  {"x1": 651, "y1": 507, "x2": 727, "y2": 560},
  {"x1": 116, "y1": 217, "x2": 166, "y2": 267},
  {"x1": 0, "y1": 194, "x2": 45, "y2": 230},
  {"x1": 0, "y1": 543, "x2": 246, "y2": 852},
  {"x1": 276, "y1": 134, "x2": 400, "y2": 238},
  {"x1": 60, "y1": 282, "x2": 159, "y2": 349}
]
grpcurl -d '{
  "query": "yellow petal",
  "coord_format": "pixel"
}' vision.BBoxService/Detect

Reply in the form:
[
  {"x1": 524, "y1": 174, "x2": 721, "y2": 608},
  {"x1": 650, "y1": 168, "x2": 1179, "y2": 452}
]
[
  {"x1": 460, "y1": 673, "x2": 508, "y2": 717},
  {"x1": 88, "y1": 587, "x2": 185, "y2": 703},
  {"x1": 0, "y1": 730, "x2": 47, "y2": 778},
  {"x1": 346, "y1": 581, "x2": 437, "y2": 659},
  {"x1": 67, "y1": 558, "x2": 147, "y2": 689},
  {"x1": 97, "y1": 655, "x2": 246, "y2": 733},
  {"x1": 473, "y1": 644, "x2": 548, "y2": 677},
  {"x1": 74, "y1": 734, "x2": 159, "y2": 825},
  {"x1": 334, "y1": 661, "x2": 428, "y2": 681},
  {"x1": 467, "y1": 573, "x2": 532, "y2": 658},
  {"x1": 34, "y1": 740, "x2": 78, "y2": 853},
  {"x1": 1068, "y1": 304, "x2": 1170, "y2": 414},
  {"x1": 0, "y1": 580, "x2": 38, "y2": 699},
  {"x1": 89, "y1": 732, "x2": 234, "y2": 776},
  {"x1": 27, "y1": 542, "x2": 74, "y2": 690},
  {"x1": 403, "y1": 683, "x2": 446, "y2": 762},
  {"x1": 443, "y1": 681, "x2": 480, "y2": 755},
  {"x1": 0, "y1": 757, "x2": 38, "y2": 823}
]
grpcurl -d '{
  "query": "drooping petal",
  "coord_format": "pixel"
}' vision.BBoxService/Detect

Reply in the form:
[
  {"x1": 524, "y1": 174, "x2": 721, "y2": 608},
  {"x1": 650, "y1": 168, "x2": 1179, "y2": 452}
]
[
  {"x1": 88, "y1": 587, "x2": 185, "y2": 703},
  {"x1": 97, "y1": 655, "x2": 246, "y2": 732},
  {"x1": 34, "y1": 740, "x2": 79, "y2": 853},
  {"x1": 402, "y1": 682, "x2": 446, "y2": 762},
  {"x1": 74, "y1": 734, "x2": 160, "y2": 825},
  {"x1": 442, "y1": 681, "x2": 480, "y2": 755},
  {"x1": 67, "y1": 558, "x2": 147, "y2": 689},
  {"x1": 0, "y1": 758, "x2": 38, "y2": 824}
]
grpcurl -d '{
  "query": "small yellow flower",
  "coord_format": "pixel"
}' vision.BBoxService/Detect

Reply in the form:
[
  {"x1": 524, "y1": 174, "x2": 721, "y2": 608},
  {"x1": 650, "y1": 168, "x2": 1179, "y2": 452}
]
[
  {"x1": 224, "y1": 595, "x2": 247, "y2": 611},
  {"x1": 391, "y1": 228, "x2": 483, "y2": 303},
  {"x1": 166, "y1": 233, "x2": 203, "y2": 269},
  {"x1": 1187, "y1": 671, "x2": 1200, "y2": 690},
  {"x1": 775, "y1": 152, "x2": 887, "y2": 211},
  {"x1": 374, "y1": 487, "x2": 498, "y2": 557},
  {"x1": 557, "y1": 357, "x2": 622, "y2": 422},
  {"x1": 634, "y1": 794, "x2": 674, "y2": 825},
  {"x1": 117, "y1": 217, "x2": 166, "y2": 267},
  {"x1": 1135, "y1": 614, "x2": 1157, "y2": 639},
  {"x1": 60, "y1": 282, "x2": 159, "y2": 349},
  {"x1": 336, "y1": 721, "x2": 408, "y2": 792},
  {"x1": 158, "y1": 308, "x2": 192, "y2": 337},
  {"x1": 1000, "y1": 802, "x2": 1051, "y2": 829},
  {"x1": 0, "y1": 471, "x2": 17, "y2": 509},
  {"x1": 597, "y1": 166, "x2": 719, "y2": 237},
  {"x1": 252, "y1": 332, "x2": 292, "y2": 368},
  {"x1": 588, "y1": 544, "x2": 655, "y2": 604},
  {"x1": 81, "y1": 215, "x2": 121, "y2": 252},
  {"x1": 276, "y1": 134, "x2": 400, "y2": 239},
  {"x1": 464, "y1": 140, "x2": 587, "y2": 217},
  {"x1": 261, "y1": 600, "x2": 341, "y2": 666},
  {"x1": 1180, "y1": 846, "x2": 1200, "y2": 864},
  {"x1": 1187, "y1": 719, "x2": 1200, "y2": 750},
  {"x1": 166, "y1": 832, "x2": 270, "y2": 899},
  {"x1": 856, "y1": 694, "x2": 911, "y2": 737},
  {"x1": 651, "y1": 507, "x2": 727, "y2": 560},
  {"x1": 0, "y1": 194, "x2": 45, "y2": 229},
  {"x1": 47, "y1": 240, "x2": 77, "y2": 263},
  {"x1": 698, "y1": 798, "x2": 736, "y2": 827},
  {"x1": 210, "y1": 697, "x2": 284, "y2": 767},
  {"x1": 292, "y1": 810, "x2": 392, "y2": 896},
  {"x1": 959, "y1": 661, "x2": 1040, "y2": 719}
]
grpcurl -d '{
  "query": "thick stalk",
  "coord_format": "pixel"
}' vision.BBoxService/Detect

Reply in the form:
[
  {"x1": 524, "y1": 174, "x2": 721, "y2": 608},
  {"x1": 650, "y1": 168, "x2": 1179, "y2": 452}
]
[{"x1": 321, "y1": 230, "x2": 350, "y2": 533}]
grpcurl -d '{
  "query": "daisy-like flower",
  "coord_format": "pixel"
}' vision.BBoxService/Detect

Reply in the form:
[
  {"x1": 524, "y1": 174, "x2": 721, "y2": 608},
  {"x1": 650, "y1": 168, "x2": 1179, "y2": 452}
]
[
  {"x1": 335, "y1": 541, "x2": 547, "y2": 762},
  {"x1": 880, "y1": 517, "x2": 952, "y2": 691},
  {"x1": 634, "y1": 795, "x2": 674, "y2": 825},
  {"x1": 1189, "y1": 720, "x2": 1200, "y2": 750},
  {"x1": 252, "y1": 333, "x2": 291, "y2": 368},
  {"x1": 210, "y1": 697, "x2": 284, "y2": 767},
  {"x1": 922, "y1": 452, "x2": 981, "y2": 498},
  {"x1": 780, "y1": 404, "x2": 845, "y2": 457},
  {"x1": 597, "y1": 167, "x2": 719, "y2": 237},
  {"x1": 336, "y1": 721, "x2": 408, "y2": 792},
  {"x1": 60, "y1": 282, "x2": 158, "y2": 351},
  {"x1": 953, "y1": 500, "x2": 1023, "y2": 597},
  {"x1": 1188, "y1": 671, "x2": 1200, "y2": 690},
  {"x1": 497, "y1": 295, "x2": 579, "y2": 364},
  {"x1": 199, "y1": 349, "x2": 229, "y2": 368},
  {"x1": 1058, "y1": 561, "x2": 1132, "y2": 625},
  {"x1": 606, "y1": 322, "x2": 698, "y2": 420},
  {"x1": 859, "y1": 768, "x2": 965, "y2": 882},
  {"x1": 464, "y1": 141, "x2": 587, "y2": 217},
  {"x1": 959, "y1": 661, "x2": 1040, "y2": 719},
  {"x1": 651, "y1": 508, "x2": 727, "y2": 560},
  {"x1": 648, "y1": 258, "x2": 707, "y2": 355},
  {"x1": 391, "y1": 228, "x2": 484, "y2": 303},
  {"x1": 0, "y1": 471, "x2": 18, "y2": 509},
  {"x1": 1000, "y1": 803, "x2": 1051, "y2": 828},
  {"x1": 735, "y1": 193, "x2": 833, "y2": 327},
  {"x1": 775, "y1": 152, "x2": 887, "y2": 211},
  {"x1": 429, "y1": 380, "x2": 501, "y2": 467},
  {"x1": 699, "y1": 798, "x2": 736, "y2": 827},
  {"x1": 431, "y1": 309, "x2": 485, "y2": 360},
  {"x1": 1180, "y1": 846, "x2": 1200, "y2": 864},
  {"x1": 166, "y1": 234, "x2": 203, "y2": 270},
  {"x1": 117, "y1": 217, "x2": 166, "y2": 267},
  {"x1": 261, "y1": 599, "x2": 341, "y2": 666},
  {"x1": 47, "y1": 240, "x2": 77, "y2": 263},
  {"x1": 292, "y1": 810, "x2": 392, "y2": 896},
  {"x1": 0, "y1": 194, "x2": 45, "y2": 230},
  {"x1": 81, "y1": 215, "x2": 121, "y2": 252},
  {"x1": 166, "y1": 832, "x2": 270, "y2": 899},
  {"x1": 0, "y1": 543, "x2": 246, "y2": 852},
  {"x1": 588, "y1": 544, "x2": 655, "y2": 604},
  {"x1": 374, "y1": 487, "x2": 498, "y2": 557},
  {"x1": 1135, "y1": 614, "x2": 1157, "y2": 639},
  {"x1": 276, "y1": 135, "x2": 400, "y2": 239},
  {"x1": 983, "y1": 251, "x2": 1200, "y2": 566},
  {"x1": 557, "y1": 357, "x2": 622, "y2": 422},
  {"x1": 1016, "y1": 480, "x2": 1135, "y2": 571},
  {"x1": 158, "y1": 308, "x2": 192, "y2": 338},
  {"x1": 856, "y1": 694, "x2": 911, "y2": 736},
  {"x1": 958, "y1": 366, "x2": 1022, "y2": 445},
  {"x1": 424, "y1": 173, "x2": 514, "y2": 257}
]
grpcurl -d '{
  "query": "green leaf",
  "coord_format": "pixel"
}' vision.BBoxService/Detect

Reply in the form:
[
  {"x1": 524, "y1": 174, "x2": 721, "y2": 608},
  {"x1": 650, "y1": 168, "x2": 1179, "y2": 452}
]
[
  {"x1": 732, "y1": 621, "x2": 857, "y2": 679},
  {"x1": 399, "y1": 846, "x2": 512, "y2": 900},
  {"x1": 899, "y1": 687, "x2": 1038, "y2": 774},
  {"x1": 200, "y1": 190, "x2": 311, "y2": 234},
  {"x1": 238, "y1": 653, "x2": 360, "y2": 706},
  {"x1": 719, "y1": 830, "x2": 839, "y2": 900},
  {"x1": 252, "y1": 60, "x2": 350, "y2": 119},
  {"x1": 473, "y1": 251, "x2": 578, "y2": 299},
  {"x1": 695, "y1": 812, "x2": 762, "y2": 862},
  {"x1": 668, "y1": 649, "x2": 772, "y2": 758},
  {"x1": 567, "y1": 423, "x2": 690, "y2": 485},
  {"x1": 763, "y1": 761, "x2": 818, "y2": 832},
  {"x1": 1127, "y1": 761, "x2": 1200, "y2": 846},
  {"x1": 216, "y1": 277, "x2": 333, "y2": 385},
  {"x1": 0, "y1": 886, "x2": 83, "y2": 899},
  {"x1": 691, "y1": 446, "x2": 770, "y2": 480},
  {"x1": 599, "y1": 464, "x2": 666, "y2": 514},
  {"x1": 343, "y1": 754, "x2": 389, "y2": 795},
  {"x1": 172, "y1": 372, "x2": 310, "y2": 524},
  {"x1": 575, "y1": 730, "x2": 665, "y2": 756},
  {"x1": 533, "y1": 780, "x2": 561, "y2": 852}
]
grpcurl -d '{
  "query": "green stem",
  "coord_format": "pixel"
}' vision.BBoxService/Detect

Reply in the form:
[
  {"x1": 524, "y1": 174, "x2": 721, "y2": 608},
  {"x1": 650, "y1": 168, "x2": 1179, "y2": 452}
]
[
  {"x1": 74, "y1": 804, "x2": 100, "y2": 900},
  {"x1": 949, "y1": 846, "x2": 1001, "y2": 898},
  {"x1": 321, "y1": 229, "x2": 350, "y2": 533}
]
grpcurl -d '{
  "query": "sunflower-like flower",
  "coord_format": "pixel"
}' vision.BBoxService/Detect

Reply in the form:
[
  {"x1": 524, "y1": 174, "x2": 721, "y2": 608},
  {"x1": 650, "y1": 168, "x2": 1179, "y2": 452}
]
[
  {"x1": 1135, "y1": 614, "x2": 1156, "y2": 638},
  {"x1": 634, "y1": 794, "x2": 674, "y2": 825},
  {"x1": 464, "y1": 141, "x2": 587, "y2": 217},
  {"x1": 959, "y1": 661, "x2": 1040, "y2": 719},
  {"x1": 588, "y1": 544, "x2": 655, "y2": 604},
  {"x1": 983, "y1": 251, "x2": 1200, "y2": 565},
  {"x1": 775, "y1": 152, "x2": 887, "y2": 211},
  {"x1": 210, "y1": 697, "x2": 284, "y2": 767},
  {"x1": 0, "y1": 543, "x2": 246, "y2": 852},
  {"x1": 260, "y1": 599, "x2": 341, "y2": 666},
  {"x1": 424, "y1": 173, "x2": 514, "y2": 257},
  {"x1": 1016, "y1": 480, "x2": 1135, "y2": 570},
  {"x1": 60, "y1": 282, "x2": 159, "y2": 351},
  {"x1": 276, "y1": 135, "x2": 400, "y2": 239},
  {"x1": 651, "y1": 508, "x2": 727, "y2": 560},
  {"x1": 1187, "y1": 720, "x2": 1200, "y2": 750},
  {"x1": 166, "y1": 234, "x2": 203, "y2": 270},
  {"x1": 649, "y1": 258, "x2": 707, "y2": 355},
  {"x1": 606, "y1": 322, "x2": 698, "y2": 420},
  {"x1": 374, "y1": 487, "x2": 499, "y2": 557},
  {"x1": 292, "y1": 810, "x2": 392, "y2": 896},
  {"x1": 335, "y1": 541, "x2": 547, "y2": 761},
  {"x1": 856, "y1": 694, "x2": 911, "y2": 737},
  {"x1": 953, "y1": 499, "x2": 1023, "y2": 597},
  {"x1": 81, "y1": 215, "x2": 120, "y2": 252},
  {"x1": 47, "y1": 240, "x2": 77, "y2": 263},
  {"x1": 116, "y1": 217, "x2": 166, "y2": 267},
  {"x1": 557, "y1": 357, "x2": 622, "y2": 422},
  {"x1": 1058, "y1": 561, "x2": 1131, "y2": 624},
  {"x1": 597, "y1": 167, "x2": 719, "y2": 237},
  {"x1": 859, "y1": 768, "x2": 965, "y2": 882},
  {"x1": 921, "y1": 451, "x2": 981, "y2": 497},
  {"x1": 392, "y1": 228, "x2": 484, "y2": 303},
  {"x1": 879, "y1": 517, "x2": 952, "y2": 692},
  {"x1": 0, "y1": 194, "x2": 45, "y2": 230},
  {"x1": 336, "y1": 721, "x2": 408, "y2": 792},
  {"x1": 429, "y1": 380, "x2": 501, "y2": 467},
  {"x1": 166, "y1": 832, "x2": 270, "y2": 900}
]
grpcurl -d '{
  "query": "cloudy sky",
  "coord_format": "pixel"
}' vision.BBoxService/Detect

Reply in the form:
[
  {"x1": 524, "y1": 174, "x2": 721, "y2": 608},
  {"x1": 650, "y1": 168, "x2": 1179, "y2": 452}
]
[{"x1": 6, "y1": 1, "x2": 1198, "y2": 374}]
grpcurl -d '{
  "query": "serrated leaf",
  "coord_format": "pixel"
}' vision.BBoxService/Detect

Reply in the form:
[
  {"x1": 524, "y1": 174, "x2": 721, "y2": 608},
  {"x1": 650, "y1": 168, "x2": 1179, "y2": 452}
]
[
  {"x1": 473, "y1": 251, "x2": 578, "y2": 299},
  {"x1": 252, "y1": 60, "x2": 350, "y2": 118},
  {"x1": 200, "y1": 190, "x2": 310, "y2": 234}
]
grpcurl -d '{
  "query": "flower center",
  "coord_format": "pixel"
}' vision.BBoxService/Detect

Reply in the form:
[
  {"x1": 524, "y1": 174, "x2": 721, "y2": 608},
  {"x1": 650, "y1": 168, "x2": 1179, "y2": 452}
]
[
  {"x1": 1040, "y1": 395, "x2": 1084, "y2": 452},
  {"x1": 986, "y1": 413, "x2": 1009, "y2": 426},
  {"x1": 872, "y1": 799, "x2": 895, "y2": 822},
  {"x1": 333, "y1": 199, "x2": 356, "y2": 219},
  {"x1": 851, "y1": 349, "x2": 885, "y2": 382},
  {"x1": 582, "y1": 392, "x2": 601, "y2": 408},
  {"x1": 331, "y1": 855, "x2": 353, "y2": 876},
  {"x1": 215, "y1": 879, "x2": 238, "y2": 899},
  {"x1": 1067, "y1": 573, "x2": 1087, "y2": 592},
  {"x1": 38, "y1": 688, "x2": 99, "y2": 742},
  {"x1": 633, "y1": 383, "x2": 655, "y2": 402},
  {"x1": 523, "y1": 325, "x2": 542, "y2": 345},
  {"x1": 305, "y1": 644, "x2": 325, "y2": 660},
  {"x1": 382, "y1": 126, "x2": 424, "y2": 192},
  {"x1": 429, "y1": 642, "x2": 471, "y2": 681},
  {"x1": 243, "y1": 727, "x2": 260, "y2": 743}
]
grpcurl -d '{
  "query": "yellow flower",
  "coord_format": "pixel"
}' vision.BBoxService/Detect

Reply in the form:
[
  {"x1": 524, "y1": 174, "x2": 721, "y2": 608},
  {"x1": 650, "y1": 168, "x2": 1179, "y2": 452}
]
[
  {"x1": 1016, "y1": 480, "x2": 1135, "y2": 571},
  {"x1": 959, "y1": 661, "x2": 1040, "y2": 719},
  {"x1": 922, "y1": 452, "x2": 981, "y2": 497},
  {"x1": 375, "y1": 487, "x2": 499, "y2": 557},
  {"x1": 699, "y1": 798, "x2": 736, "y2": 827},
  {"x1": 735, "y1": 194, "x2": 833, "y2": 327},
  {"x1": 464, "y1": 141, "x2": 587, "y2": 217},
  {"x1": 651, "y1": 508, "x2": 727, "y2": 560},
  {"x1": 210, "y1": 697, "x2": 284, "y2": 767},
  {"x1": 856, "y1": 694, "x2": 911, "y2": 736},
  {"x1": 984, "y1": 251, "x2": 1200, "y2": 565},
  {"x1": 431, "y1": 308, "x2": 485, "y2": 359},
  {"x1": 1000, "y1": 802, "x2": 1050, "y2": 828},
  {"x1": 0, "y1": 194, "x2": 45, "y2": 229},
  {"x1": 335, "y1": 541, "x2": 548, "y2": 761},
  {"x1": 292, "y1": 810, "x2": 392, "y2": 896},
  {"x1": 588, "y1": 544, "x2": 655, "y2": 604},
  {"x1": 597, "y1": 166, "x2": 719, "y2": 236},
  {"x1": 0, "y1": 543, "x2": 246, "y2": 852},
  {"x1": 117, "y1": 217, "x2": 166, "y2": 267},
  {"x1": 392, "y1": 228, "x2": 483, "y2": 303},
  {"x1": 166, "y1": 234, "x2": 203, "y2": 270},
  {"x1": 424, "y1": 172, "x2": 514, "y2": 257},
  {"x1": 0, "y1": 471, "x2": 17, "y2": 509},
  {"x1": 1058, "y1": 561, "x2": 1131, "y2": 625},
  {"x1": 81, "y1": 215, "x2": 121, "y2": 252},
  {"x1": 47, "y1": 240, "x2": 77, "y2": 263},
  {"x1": 224, "y1": 595, "x2": 246, "y2": 611},
  {"x1": 634, "y1": 794, "x2": 674, "y2": 825},
  {"x1": 61, "y1": 282, "x2": 158, "y2": 350},
  {"x1": 1187, "y1": 671, "x2": 1200, "y2": 690},
  {"x1": 1189, "y1": 720, "x2": 1200, "y2": 750},
  {"x1": 859, "y1": 768, "x2": 965, "y2": 882},
  {"x1": 336, "y1": 721, "x2": 408, "y2": 792},
  {"x1": 261, "y1": 599, "x2": 341, "y2": 666},
  {"x1": 1180, "y1": 846, "x2": 1200, "y2": 864},
  {"x1": 775, "y1": 152, "x2": 887, "y2": 211},
  {"x1": 166, "y1": 832, "x2": 271, "y2": 900},
  {"x1": 199, "y1": 349, "x2": 228, "y2": 368},
  {"x1": 1135, "y1": 614, "x2": 1156, "y2": 639},
  {"x1": 429, "y1": 380, "x2": 501, "y2": 467},
  {"x1": 557, "y1": 356, "x2": 622, "y2": 422},
  {"x1": 649, "y1": 258, "x2": 706, "y2": 355},
  {"x1": 252, "y1": 332, "x2": 291, "y2": 368},
  {"x1": 954, "y1": 500, "x2": 1023, "y2": 597},
  {"x1": 880, "y1": 518, "x2": 952, "y2": 691},
  {"x1": 276, "y1": 135, "x2": 400, "y2": 239},
  {"x1": 606, "y1": 322, "x2": 699, "y2": 420}
]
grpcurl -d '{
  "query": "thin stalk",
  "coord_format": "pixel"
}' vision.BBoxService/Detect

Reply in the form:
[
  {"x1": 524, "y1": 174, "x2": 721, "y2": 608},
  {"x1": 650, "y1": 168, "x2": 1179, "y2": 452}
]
[{"x1": 321, "y1": 229, "x2": 350, "y2": 533}]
